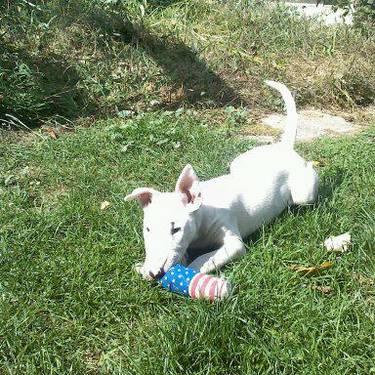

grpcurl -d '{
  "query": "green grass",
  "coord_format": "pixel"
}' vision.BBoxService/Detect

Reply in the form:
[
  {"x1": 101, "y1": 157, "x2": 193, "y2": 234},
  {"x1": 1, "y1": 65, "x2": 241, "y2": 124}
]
[
  {"x1": 0, "y1": 113, "x2": 374, "y2": 374},
  {"x1": 1, "y1": 0, "x2": 374, "y2": 127},
  {"x1": 1, "y1": 0, "x2": 374, "y2": 373}
]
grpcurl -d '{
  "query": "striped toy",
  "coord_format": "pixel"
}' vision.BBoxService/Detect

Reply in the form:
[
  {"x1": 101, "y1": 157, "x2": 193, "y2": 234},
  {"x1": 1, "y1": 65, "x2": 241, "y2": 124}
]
[{"x1": 159, "y1": 264, "x2": 231, "y2": 301}]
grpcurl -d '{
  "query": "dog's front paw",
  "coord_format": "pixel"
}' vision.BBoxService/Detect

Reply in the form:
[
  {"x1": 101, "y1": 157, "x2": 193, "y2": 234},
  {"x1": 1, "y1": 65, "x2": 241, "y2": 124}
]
[
  {"x1": 134, "y1": 262, "x2": 144, "y2": 274},
  {"x1": 200, "y1": 259, "x2": 216, "y2": 274},
  {"x1": 134, "y1": 263, "x2": 152, "y2": 281}
]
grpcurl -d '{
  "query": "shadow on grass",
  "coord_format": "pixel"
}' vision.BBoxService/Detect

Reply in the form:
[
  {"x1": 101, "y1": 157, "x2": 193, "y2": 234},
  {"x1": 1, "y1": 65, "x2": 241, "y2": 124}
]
[
  {"x1": 1, "y1": 3, "x2": 243, "y2": 128},
  {"x1": 136, "y1": 29, "x2": 243, "y2": 108},
  {"x1": 147, "y1": 0, "x2": 185, "y2": 8},
  {"x1": 84, "y1": 8, "x2": 243, "y2": 108},
  {"x1": 317, "y1": 169, "x2": 346, "y2": 201},
  {"x1": 0, "y1": 42, "x2": 95, "y2": 128}
]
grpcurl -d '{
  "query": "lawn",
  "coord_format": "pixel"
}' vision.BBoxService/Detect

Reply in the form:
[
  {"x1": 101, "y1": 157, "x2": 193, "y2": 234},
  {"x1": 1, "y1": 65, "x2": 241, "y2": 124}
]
[
  {"x1": 1, "y1": 0, "x2": 375, "y2": 373},
  {"x1": 0, "y1": 113, "x2": 374, "y2": 374}
]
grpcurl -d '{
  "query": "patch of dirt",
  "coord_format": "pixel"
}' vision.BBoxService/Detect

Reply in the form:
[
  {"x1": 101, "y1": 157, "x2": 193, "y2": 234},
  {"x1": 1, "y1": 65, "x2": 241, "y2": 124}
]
[
  {"x1": 42, "y1": 184, "x2": 69, "y2": 203},
  {"x1": 240, "y1": 135, "x2": 275, "y2": 144}
]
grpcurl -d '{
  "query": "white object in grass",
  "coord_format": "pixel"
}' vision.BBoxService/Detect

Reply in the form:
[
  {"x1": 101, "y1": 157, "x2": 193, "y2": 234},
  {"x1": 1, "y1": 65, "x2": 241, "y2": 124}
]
[{"x1": 324, "y1": 232, "x2": 351, "y2": 252}]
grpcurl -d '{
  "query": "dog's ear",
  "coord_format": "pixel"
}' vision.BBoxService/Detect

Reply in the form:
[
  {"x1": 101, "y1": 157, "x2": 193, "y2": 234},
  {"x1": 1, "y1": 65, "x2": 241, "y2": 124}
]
[
  {"x1": 125, "y1": 187, "x2": 158, "y2": 208},
  {"x1": 175, "y1": 164, "x2": 202, "y2": 212}
]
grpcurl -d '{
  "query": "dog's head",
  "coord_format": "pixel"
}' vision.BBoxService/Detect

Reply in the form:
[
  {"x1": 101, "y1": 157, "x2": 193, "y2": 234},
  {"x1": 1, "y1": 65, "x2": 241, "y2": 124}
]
[{"x1": 125, "y1": 164, "x2": 202, "y2": 280}]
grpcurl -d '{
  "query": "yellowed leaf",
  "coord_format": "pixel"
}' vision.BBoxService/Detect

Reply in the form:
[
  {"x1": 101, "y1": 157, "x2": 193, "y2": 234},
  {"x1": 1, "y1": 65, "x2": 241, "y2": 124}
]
[
  {"x1": 319, "y1": 261, "x2": 334, "y2": 270},
  {"x1": 45, "y1": 127, "x2": 58, "y2": 140},
  {"x1": 100, "y1": 201, "x2": 111, "y2": 210},
  {"x1": 289, "y1": 261, "x2": 333, "y2": 276}
]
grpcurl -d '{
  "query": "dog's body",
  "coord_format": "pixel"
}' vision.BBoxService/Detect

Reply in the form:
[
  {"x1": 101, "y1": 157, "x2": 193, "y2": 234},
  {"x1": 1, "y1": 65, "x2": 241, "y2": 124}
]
[{"x1": 126, "y1": 81, "x2": 319, "y2": 280}]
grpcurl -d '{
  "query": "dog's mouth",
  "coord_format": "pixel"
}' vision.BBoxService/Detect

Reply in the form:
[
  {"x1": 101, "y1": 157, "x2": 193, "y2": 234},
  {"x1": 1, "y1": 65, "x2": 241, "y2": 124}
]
[
  {"x1": 149, "y1": 269, "x2": 165, "y2": 280},
  {"x1": 146, "y1": 258, "x2": 167, "y2": 280},
  {"x1": 144, "y1": 247, "x2": 187, "y2": 280},
  {"x1": 159, "y1": 251, "x2": 184, "y2": 277}
]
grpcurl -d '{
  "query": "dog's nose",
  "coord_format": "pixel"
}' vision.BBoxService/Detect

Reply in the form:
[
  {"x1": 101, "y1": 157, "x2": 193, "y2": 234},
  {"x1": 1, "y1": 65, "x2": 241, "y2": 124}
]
[
  {"x1": 148, "y1": 268, "x2": 165, "y2": 280},
  {"x1": 157, "y1": 268, "x2": 166, "y2": 278}
]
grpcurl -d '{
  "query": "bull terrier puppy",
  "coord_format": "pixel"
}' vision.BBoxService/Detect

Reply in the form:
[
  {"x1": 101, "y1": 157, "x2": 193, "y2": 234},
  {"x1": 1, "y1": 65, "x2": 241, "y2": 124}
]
[{"x1": 125, "y1": 81, "x2": 319, "y2": 280}]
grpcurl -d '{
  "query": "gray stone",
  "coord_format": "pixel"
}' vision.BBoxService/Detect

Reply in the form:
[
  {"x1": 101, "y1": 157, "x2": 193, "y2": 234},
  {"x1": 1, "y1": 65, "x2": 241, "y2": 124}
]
[{"x1": 262, "y1": 109, "x2": 356, "y2": 142}]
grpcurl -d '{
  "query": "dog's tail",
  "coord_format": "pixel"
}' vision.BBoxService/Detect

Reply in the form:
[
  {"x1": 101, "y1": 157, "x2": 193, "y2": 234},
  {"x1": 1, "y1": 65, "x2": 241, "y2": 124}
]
[{"x1": 265, "y1": 80, "x2": 297, "y2": 149}]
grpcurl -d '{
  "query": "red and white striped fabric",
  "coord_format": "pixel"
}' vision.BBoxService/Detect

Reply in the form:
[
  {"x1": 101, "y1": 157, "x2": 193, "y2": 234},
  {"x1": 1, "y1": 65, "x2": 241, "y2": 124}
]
[{"x1": 188, "y1": 273, "x2": 231, "y2": 301}]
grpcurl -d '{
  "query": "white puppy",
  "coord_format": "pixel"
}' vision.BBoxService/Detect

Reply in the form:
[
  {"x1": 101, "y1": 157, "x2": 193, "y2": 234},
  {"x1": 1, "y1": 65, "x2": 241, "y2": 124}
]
[{"x1": 125, "y1": 81, "x2": 319, "y2": 280}]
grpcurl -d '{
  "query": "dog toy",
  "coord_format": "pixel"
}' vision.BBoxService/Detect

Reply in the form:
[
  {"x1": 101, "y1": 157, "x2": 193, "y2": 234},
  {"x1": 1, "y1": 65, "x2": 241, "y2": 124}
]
[{"x1": 159, "y1": 264, "x2": 231, "y2": 301}]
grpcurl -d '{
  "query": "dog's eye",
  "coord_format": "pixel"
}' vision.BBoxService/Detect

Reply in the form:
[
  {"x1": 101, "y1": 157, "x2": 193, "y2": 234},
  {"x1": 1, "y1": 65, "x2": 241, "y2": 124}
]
[
  {"x1": 146, "y1": 227, "x2": 150, "y2": 232},
  {"x1": 171, "y1": 227, "x2": 181, "y2": 235}
]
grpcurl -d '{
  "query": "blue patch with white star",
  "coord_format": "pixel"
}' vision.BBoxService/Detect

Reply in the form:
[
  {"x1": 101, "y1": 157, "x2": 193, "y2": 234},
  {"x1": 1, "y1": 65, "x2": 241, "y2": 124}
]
[{"x1": 159, "y1": 264, "x2": 198, "y2": 296}]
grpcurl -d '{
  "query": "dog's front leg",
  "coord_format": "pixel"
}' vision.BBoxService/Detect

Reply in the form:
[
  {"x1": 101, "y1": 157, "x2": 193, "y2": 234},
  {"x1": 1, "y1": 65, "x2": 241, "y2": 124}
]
[{"x1": 188, "y1": 231, "x2": 245, "y2": 273}]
